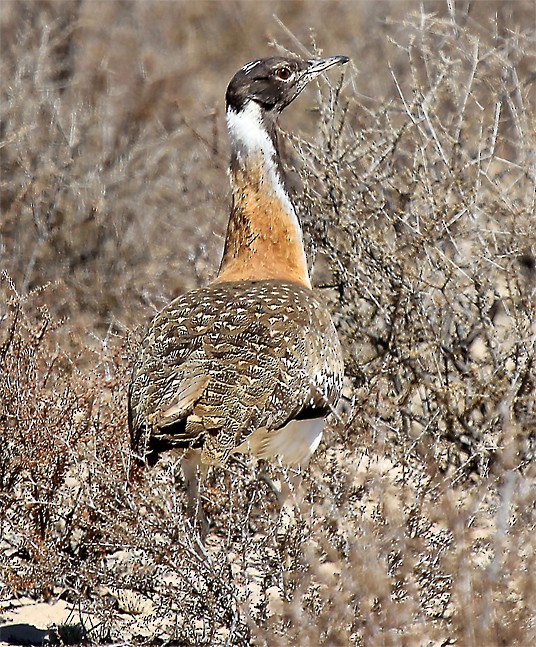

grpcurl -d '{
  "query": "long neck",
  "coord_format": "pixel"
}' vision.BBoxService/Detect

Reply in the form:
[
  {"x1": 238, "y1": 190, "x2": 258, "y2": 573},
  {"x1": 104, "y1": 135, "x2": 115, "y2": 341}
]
[{"x1": 215, "y1": 100, "x2": 311, "y2": 289}]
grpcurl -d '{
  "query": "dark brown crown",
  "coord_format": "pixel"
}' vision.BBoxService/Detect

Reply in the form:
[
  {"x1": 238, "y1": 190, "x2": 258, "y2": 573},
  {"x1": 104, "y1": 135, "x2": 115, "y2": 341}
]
[{"x1": 226, "y1": 56, "x2": 349, "y2": 113}]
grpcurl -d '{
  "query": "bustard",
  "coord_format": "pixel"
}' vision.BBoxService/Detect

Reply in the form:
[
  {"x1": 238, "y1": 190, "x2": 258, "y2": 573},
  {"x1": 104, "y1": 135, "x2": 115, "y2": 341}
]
[{"x1": 129, "y1": 55, "x2": 347, "y2": 515}]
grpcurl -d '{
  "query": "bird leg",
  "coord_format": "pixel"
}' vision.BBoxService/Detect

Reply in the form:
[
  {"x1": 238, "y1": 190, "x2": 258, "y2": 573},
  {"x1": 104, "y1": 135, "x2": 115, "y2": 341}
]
[{"x1": 181, "y1": 449, "x2": 210, "y2": 538}]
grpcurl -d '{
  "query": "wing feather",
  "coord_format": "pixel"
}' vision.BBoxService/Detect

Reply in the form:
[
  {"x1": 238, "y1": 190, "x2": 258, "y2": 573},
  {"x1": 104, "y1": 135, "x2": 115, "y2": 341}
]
[{"x1": 129, "y1": 281, "x2": 343, "y2": 463}]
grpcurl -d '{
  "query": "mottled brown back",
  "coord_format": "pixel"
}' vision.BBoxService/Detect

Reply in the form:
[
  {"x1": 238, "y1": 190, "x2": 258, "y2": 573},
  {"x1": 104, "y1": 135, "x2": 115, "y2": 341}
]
[{"x1": 128, "y1": 280, "x2": 343, "y2": 465}]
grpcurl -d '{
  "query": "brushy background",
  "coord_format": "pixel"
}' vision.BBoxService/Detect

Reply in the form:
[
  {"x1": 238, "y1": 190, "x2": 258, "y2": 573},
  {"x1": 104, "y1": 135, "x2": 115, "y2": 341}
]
[{"x1": 1, "y1": 1, "x2": 535, "y2": 645}]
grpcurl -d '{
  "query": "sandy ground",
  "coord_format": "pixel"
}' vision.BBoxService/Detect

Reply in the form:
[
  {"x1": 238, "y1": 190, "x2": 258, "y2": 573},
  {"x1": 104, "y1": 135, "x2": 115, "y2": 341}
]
[
  {"x1": 0, "y1": 594, "x2": 154, "y2": 644},
  {"x1": 0, "y1": 597, "x2": 71, "y2": 644}
]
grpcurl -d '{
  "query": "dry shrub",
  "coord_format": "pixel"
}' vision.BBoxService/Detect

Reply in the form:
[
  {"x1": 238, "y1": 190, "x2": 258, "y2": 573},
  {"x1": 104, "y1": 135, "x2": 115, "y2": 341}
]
[
  {"x1": 1, "y1": 1, "x2": 535, "y2": 646},
  {"x1": 0, "y1": 274, "x2": 130, "y2": 599},
  {"x1": 299, "y1": 11, "x2": 535, "y2": 477}
]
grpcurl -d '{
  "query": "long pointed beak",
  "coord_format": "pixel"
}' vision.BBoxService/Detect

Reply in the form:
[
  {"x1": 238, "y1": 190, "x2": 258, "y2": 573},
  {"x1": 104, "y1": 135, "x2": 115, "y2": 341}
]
[
  {"x1": 276, "y1": 55, "x2": 349, "y2": 112},
  {"x1": 303, "y1": 56, "x2": 349, "y2": 78}
]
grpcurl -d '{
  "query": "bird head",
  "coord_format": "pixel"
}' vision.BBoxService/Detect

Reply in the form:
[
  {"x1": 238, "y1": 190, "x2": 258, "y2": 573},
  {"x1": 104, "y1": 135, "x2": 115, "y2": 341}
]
[{"x1": 226, "y1": 55, "x2": 349, "y2": 114}]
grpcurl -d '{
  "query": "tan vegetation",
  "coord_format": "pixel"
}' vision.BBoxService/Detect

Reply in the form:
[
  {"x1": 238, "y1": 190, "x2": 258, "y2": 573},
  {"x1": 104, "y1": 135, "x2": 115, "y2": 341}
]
[{"x1": 1, "y1": 1, "x2": 535, "y2": 645}]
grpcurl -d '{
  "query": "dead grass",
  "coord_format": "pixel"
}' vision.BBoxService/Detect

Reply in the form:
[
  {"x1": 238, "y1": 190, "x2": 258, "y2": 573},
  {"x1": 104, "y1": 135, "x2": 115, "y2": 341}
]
[{"x1": 1, "y1": 1, "x2": 535, "y2": 645}]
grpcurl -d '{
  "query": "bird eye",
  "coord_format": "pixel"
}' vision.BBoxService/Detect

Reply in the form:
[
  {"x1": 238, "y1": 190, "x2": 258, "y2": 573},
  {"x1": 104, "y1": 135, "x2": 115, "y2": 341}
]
[{"x1": 275, "y1": 66, "x2": 292, "y2": 80}]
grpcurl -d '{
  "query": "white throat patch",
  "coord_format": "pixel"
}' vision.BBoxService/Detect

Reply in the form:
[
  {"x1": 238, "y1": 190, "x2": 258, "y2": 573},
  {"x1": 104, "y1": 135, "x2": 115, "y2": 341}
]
[
  {"x1": 226, "y1": 101, "x2": 304, "y2": 247},
  {"x1": 226, "y1": 101, "x2": 276, "y2": 161}
]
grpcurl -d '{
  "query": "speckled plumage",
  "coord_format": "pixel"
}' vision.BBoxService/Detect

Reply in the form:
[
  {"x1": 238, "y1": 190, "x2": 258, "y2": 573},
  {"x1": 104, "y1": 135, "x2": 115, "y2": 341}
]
[
  {"x1": 128, "y1": 55, "x2": 348, "y2": 472},
  {"x1": 129, "y1": 280, "x2": 343, "y2": 465}
]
